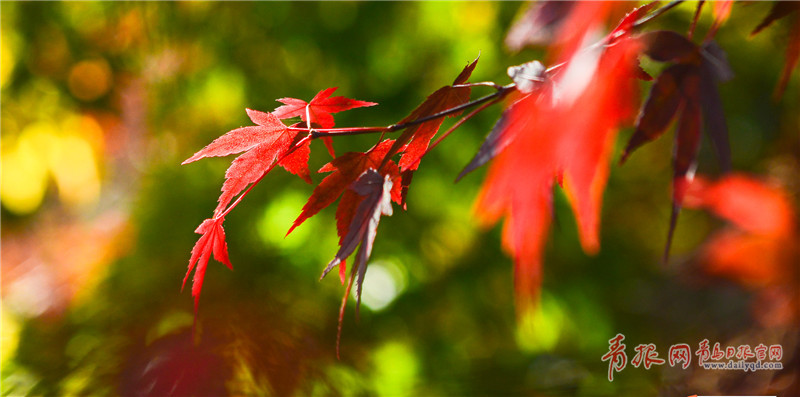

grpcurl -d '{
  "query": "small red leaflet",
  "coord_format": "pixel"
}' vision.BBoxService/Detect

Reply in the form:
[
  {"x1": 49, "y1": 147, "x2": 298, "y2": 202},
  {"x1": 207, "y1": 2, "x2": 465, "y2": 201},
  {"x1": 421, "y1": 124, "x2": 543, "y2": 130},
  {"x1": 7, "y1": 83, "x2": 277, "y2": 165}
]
[{"x1": 273, "y1": 87, "x2": 377, "y2": 156}]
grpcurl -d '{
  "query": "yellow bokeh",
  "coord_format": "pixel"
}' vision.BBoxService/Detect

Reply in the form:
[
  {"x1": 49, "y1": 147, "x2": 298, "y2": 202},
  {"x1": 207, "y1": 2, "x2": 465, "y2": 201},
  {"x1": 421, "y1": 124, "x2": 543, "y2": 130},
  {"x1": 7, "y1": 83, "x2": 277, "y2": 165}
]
[
  {"x1": 1, "y1": 32, "x2": 16, "y2": 88},
  {"x1": 0, "y1": 116, "x2": 102, "y2": 214},
  {"x1": 50, "y1": 135, "x2": 100, "y2": 208},
  {"x1": 1, "y1": 123, "x2": 53, "y2": 215}
]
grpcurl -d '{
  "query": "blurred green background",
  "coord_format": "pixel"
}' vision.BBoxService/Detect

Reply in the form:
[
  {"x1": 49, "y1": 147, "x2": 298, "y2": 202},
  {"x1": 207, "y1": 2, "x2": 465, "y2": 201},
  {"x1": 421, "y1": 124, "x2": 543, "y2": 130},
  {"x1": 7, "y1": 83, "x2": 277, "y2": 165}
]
[{"x1": 1, "y1": 2, "x2": 798, "y2": 396}]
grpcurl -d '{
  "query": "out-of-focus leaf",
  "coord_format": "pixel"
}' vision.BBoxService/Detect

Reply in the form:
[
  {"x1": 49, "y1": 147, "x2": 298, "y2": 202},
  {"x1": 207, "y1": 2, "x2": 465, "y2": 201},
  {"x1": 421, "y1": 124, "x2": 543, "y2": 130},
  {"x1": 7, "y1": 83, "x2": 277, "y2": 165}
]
[
  {"x1": 505, "y1": 1, "x2": 575, "y2": 51},
  {"x1": 640, "y1": 30, "x2": 697, "y2": 63},
  {"x1": 621, "y1": 64, "x2": 686, "y2": 163}
]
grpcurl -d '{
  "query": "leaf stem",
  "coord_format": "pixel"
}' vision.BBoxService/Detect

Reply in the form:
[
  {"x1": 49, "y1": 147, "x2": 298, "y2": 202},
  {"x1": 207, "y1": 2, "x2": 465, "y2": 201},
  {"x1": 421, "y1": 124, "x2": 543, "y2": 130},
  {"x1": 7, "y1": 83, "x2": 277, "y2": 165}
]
[
  {"x1": 688, "y1": 0, "x2": 705, "y2": 39},
  {"x1": 420, "y1": 96, "x2": 505, "y2": 161},
  {"x1": 296, "y1": 84, "x2": 516, "y2": 139},
  {"x1": 633, "y1": 0, "x2": 684, "y2": 29}
]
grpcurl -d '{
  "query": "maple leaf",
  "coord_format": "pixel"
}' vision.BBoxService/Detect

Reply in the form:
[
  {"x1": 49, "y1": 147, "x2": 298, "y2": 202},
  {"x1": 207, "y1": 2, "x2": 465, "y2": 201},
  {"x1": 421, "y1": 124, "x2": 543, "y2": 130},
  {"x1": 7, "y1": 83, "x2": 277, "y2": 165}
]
[
  {"x1": 318, "y1": 168, "x2": 396, "y2": 358},
  {"x1": 183, "y1": 109, "x2": 310, "y2": 216},
  {"x1": 285, "y1": 139, "x2": 401, "y2": 284},
  {"x1": 620, "y1": 30, "x2": 734, "y2": 260},
  {"x1": 685, "y1": 174, "x2": 799, "y2": 327},
  {"x1": 458, "y1": 62, "x2": 549, "y2": 181},
  {"x1": 459, "y1": 3, "x2": 655, "y2": 182},
  {"x1": 321, "y1": 169, "x2": 394, "y2": 308},
  {"x1": 684, "y1": 174, "x2": 798, "y2": 326},
  {"x1": 750, "y1": 2, "x2": 800, "y2": 99},
  {"x1": 286, "y1": 140, "x2": 399, "y2": 237},
  {"x1": 385, "y1": 56, "x2": 479, "y2": 173},
  {"x1": 182, "y1": 217, "x2": 231, "y2": 315},
  {"x1": 272, "y1": 87, "x2": 377, "y2": 156},
  {"x1": 476, "y1": 30, "x2": 642, "y2": 312}
]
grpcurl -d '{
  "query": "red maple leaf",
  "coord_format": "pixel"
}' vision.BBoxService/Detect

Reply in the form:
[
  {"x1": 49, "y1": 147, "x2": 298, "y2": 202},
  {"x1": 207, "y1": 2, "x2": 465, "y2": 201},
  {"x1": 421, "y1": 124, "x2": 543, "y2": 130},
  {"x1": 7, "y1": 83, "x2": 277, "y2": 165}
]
[
  {"x1": 182, "y1": 217, "x2": 231, "y2": 315},
  {"x1": 322, "y1": 169, "x2": 394, "y2": 304},
  {"x1": 384, "y1": 56, "x2": 479, "y2": 172},
  {"x1": 321, "y1": 168, "x2": 396, "y2": 358},
  {"x1": 286, "y1": 139, "x2": 401, "y2": 283},
  {"x1": 684, "y1": 174, "x2": 798, "y2": 326},
  {"x1": 272, "y1": 87, "x2": 377, "y2": 156},
  {"x1": 475, "y1": 26, "x2": 642, "y2": 312},
  {"x1": 183, "y1": 109, "x2": 310, "y2": 216}
]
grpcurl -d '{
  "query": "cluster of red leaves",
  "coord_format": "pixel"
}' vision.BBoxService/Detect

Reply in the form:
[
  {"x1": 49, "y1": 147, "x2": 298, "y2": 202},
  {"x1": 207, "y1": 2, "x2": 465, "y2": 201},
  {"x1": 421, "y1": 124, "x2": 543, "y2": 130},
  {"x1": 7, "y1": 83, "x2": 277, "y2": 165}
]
[
  {"x1": 685, "y1": 174, "x2": 799, "y2": 326},
  {"x1": 182, "y1": 56, "x2": 480, "y2": 353},
  {"x1": 181, "y1": 90, "x2": 377, "y2": 314},
  {"x1": 182, "y1": 0, "x2": 800, "y2": 351}
]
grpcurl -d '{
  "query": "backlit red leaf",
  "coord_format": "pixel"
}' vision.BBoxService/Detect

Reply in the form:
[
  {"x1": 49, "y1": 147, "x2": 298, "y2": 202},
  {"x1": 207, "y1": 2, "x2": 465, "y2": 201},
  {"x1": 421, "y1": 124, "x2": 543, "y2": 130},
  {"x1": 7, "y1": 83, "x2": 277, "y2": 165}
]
[
  {"x1": 182, "y1": 110, "x2": 287, "y2": 164},
  {"x1": 685, "y1": 175, "x2": 796, "y2": 237},
  {"x1": 273, "y1": 87, "x2": 377, "y2": 129},
  {"x1": 286, "y1": 140, "x2": 398, "y2": 237},
  {"x1": 684, "y1": 174, "x2": 797, "y2": 289},
  {"x1": 476, "y1": 34, "x2": 642, "y2": 312},
  {"x1": 182, "y1": 218, "x2": 231, "y2": 314},
  {"x1": 709, "y1": 0, "x2": 733, "y2": 37},
  {"x1": 392, "y1": 56, "x2": 479, "y2": 172},
  {"x1": 213, "y1": 128, "x2": 303, "y2": 216}
]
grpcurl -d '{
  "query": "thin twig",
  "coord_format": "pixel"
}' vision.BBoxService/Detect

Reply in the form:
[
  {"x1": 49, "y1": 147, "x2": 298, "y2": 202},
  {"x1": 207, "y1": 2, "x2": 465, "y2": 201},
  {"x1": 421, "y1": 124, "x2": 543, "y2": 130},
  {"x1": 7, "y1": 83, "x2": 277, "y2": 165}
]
[{"x1": 421, "y1": 96, "x2": 506, "y2": 160}]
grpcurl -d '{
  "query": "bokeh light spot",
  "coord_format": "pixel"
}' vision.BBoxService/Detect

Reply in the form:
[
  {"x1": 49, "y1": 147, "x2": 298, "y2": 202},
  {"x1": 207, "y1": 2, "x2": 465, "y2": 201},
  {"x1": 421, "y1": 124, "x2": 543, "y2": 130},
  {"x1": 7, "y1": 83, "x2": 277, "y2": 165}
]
[
  {"x1": 359, "y1": 260, "x2": 407, "y2": 311},
  {"x1": 372, "y1": 341, "x2": 419, "y2": 397},
  {"x1": 68, "y1": 59, "x2": 112, "y2": 101},
  {"x1": 515, "y1": 293, "x2": 566, "y2": 353},
  {"x1": 1, "y1": 32, "x2": 17, "y2": 87},
  {"x1": 50, "y1": 134, "x2": 101, "y2": 208},
  {"x1": 0, "y1": 123, "x2": 55, "y2": 214}
]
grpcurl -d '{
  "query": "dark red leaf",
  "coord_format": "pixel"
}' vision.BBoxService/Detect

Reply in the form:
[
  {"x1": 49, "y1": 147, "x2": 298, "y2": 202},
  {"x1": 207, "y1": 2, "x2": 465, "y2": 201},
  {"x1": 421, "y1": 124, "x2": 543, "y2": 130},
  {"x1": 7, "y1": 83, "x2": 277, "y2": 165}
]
[
  {"x1": 701, "y1": 41, "x2": 733, "y2": 82},
  {"x1": 777, "y1": 16, "x2": 800, "y2": 98},
  {"x1": 750, "y1": 1, "x2": 799, "y2": 36},
  {"x1": 286, "y1": 140, "x2": 397, "y2": 236},
  {"x1": 699, "y1": 63, "x2": 732, "y2": 173},
  {"x1": 458, "y1": 92, "x2": 531, "y2": 181},
  {"x1": 664, "y1": 98, "x2": 703, "y2": 261},
  {"x1": 321, "y1": 169, "x2": 394, "y2": 309},
  {"x1": 640, "y1": 30, "x2": 698, "y2": 63},
  {"x1": 621, "y1": 64, "x2": 686, "y2": 163}
]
